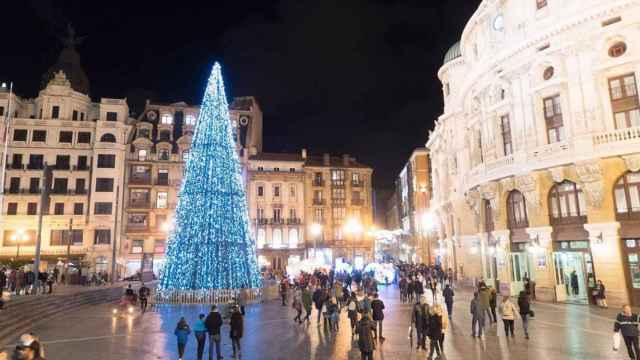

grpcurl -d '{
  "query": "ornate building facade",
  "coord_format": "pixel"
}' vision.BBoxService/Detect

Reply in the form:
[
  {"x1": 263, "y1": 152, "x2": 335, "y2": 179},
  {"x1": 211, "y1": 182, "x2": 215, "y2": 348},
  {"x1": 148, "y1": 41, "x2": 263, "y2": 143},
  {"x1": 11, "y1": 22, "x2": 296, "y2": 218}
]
[{"x1": 427, "y1": 0, "x2": 640, "y2": 306}]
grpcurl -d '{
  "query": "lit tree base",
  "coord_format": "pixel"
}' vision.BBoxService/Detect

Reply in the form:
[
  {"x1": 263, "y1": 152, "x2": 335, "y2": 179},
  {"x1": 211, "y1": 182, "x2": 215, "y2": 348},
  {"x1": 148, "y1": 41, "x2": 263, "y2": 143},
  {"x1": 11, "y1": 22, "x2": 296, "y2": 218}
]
[{"x1": 155, "y1": 288, "x2": 262, "y2": 304}]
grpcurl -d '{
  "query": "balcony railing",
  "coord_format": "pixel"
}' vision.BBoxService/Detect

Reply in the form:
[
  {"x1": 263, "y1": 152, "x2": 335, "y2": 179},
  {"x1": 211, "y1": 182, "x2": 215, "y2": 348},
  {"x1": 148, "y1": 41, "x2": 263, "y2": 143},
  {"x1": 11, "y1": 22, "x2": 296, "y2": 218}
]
[
  {"x1": 128, "y1": 200, "x2": 151, "y2": 208},
  {"x1": 351, "y1": 181, "x2": 363, "y2": 187},
  {"x1": 73, "y1": 165, "x2": 90, "y2": 171},
  {"x1": 53, "y1": 164, "x2": 71, "y2": 170},
  {"x1": 155, "y1": 179, "x2": 170, "y2": 186},
  {"x1": 312, "y1": 180, "x2": 325, "y2": 187},
  {"x1": 256, "y1": 218, "x2": 269, "y2": 226},
  {"x1": 26, "y1": 163, "x2": 44, "y2": 170},
  {"x1": 286, "y1": 218, "x2": 302, "y2": 225},
  {"x1": 129, "y1": 177, "x2": 152, "y2": 185},
  {"x1": 351, "y1": 198, "x2": 365, "y2": 206},
  {"x1": 6, "y1": 163, "x2": 24, "y2": 170},
  {"x1": 593, "y1": 126, "x2": 640, "y2": 146},
  {"x1": 270, "y1": 218, "x2": 285, "y2": 225},
  {"x1": 312, "y1": 199, "x2": 325, "y2": 206}
]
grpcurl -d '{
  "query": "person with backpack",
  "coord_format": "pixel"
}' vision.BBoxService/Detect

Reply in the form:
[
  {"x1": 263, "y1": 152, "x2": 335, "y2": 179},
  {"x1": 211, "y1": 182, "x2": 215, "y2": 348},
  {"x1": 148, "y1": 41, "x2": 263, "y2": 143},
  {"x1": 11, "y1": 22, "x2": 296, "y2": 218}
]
[
  {"x1": 193, "y1": 314, "x2": 208, "y2": 360},
  {"x1": 292, "y1": 290, "x2": 303, "y2": 324},
  {"x1": 428, "y1": 304, "x2": 448, "y2": 360},
  {"x1": 517, "y1": 291, "x2": 531, "y2": 340},
  {"x1": 371, "y1": 293, "x2": 385, "y2": 342},
  {"x1": 614, "y1": 304, "x2": 640, "y2": 360},
  {"x1": 442, "y1": 284, "x2": 454, "y2": 319},
  {"x1": 229, "y1": 305, "x2": 244, "y2": 359},
  {"x1": 412, "y1": 295, "x2": 430, "y2": 351},
  {"x1": 313, "y1": 287, "x2": 326, "y2": 325},
  {"x1": 499, "y1": 296, "x2": 517, "y2": 338},
  {"x1": 356, "y1": 313, "x2": 376, "y2": 360},
  {"x1": 302, "y1": 286, "x2": 313, "y2": 323}
]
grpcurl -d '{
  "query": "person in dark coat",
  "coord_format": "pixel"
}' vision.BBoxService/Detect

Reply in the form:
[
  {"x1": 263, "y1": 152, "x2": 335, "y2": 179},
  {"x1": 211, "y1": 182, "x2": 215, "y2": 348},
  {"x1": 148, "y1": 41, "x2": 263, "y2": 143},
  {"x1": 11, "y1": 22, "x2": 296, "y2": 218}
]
[
  {"x1": 370, "y1": 293, "x2": 385, "y2": 341},
  {"x1": 570, "y1": 271, "x2": 579, "y2": 296},
  {"x1": 596, "y1": 280, "x2": 608, "y2": 308},
  {"x1": 313, "y1": 288, "x2": 326, "y2": 325},
  {"x1": 470, "y1": 292, "x2": 485, "y2": 338},
  {"x1": 517, "y1": 291, "x2": 531, "y2": 339},
  {"x1": 442, "y1": 284, "x2": 454, "y2": 319},
  {"x1": 489, "y1": 286, "x2": 498, "y2": 323},
  {"x1": 229, "y1": 305, "x2": 244, "y2": 359},
  {"x1": 174, "y1": 317, "x2": 191, "y2": 360},
  {"x1": 205, "y1": 305, "x2": 223, "y2": 360},
  {"x1": 412, "y1": 295, "x2": 430, "y2": 350},
  {"x1": 614, "y1": 304, "x2": 640, "y2": 360},
  {"x1": 356, "y1": 314, "x2": 376, "y2": 360}
]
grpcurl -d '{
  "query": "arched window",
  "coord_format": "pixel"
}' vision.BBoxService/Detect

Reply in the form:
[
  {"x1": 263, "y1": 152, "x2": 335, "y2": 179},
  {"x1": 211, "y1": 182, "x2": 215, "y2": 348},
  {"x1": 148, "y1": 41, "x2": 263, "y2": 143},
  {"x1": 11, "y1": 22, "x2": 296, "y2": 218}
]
[
  {"x1": 185, "y1": 114, "x2": 196, "y2": 126},
  {"x1": 161, "y1": 113, "x2": 173, "y2": 125},
  {"x1": 257, "y1": 229, "x2": 266, "y2": 249},
  {"x1": 615, "y1": 172, "x2": 640, "y2": 218},
  {"x1": 484, "y1": 199, "x2": 494, "y2": 233},
  {"x1": 272, "y1": 229, "x2": 282, "y2": 248},
  {"x1": 549, "y1": 181, "x2": 587, "y2": 223},
  {"x1": 289, "y1": 229, "x2": 298, "y2": 249},
  {"x1": 100, "y1": 133, "x2": 116, "y2": 143},
  {"x1": 507, "y1": 190, "x2": 529, "y2": 229}
]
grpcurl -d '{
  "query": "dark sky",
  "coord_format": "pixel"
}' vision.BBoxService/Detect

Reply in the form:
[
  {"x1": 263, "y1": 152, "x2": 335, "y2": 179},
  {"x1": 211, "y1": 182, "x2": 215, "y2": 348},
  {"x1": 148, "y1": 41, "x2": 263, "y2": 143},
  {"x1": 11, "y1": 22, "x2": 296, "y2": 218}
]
[{"x1": 1, "y1": 0, "x2": 481, "y2": 193}]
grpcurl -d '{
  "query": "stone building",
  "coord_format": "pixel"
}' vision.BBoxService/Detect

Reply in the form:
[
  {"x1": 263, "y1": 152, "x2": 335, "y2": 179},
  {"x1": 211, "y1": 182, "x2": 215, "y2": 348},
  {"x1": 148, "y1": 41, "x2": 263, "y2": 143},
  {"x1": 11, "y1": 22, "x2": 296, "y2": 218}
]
[
  {"x1": 427, "y1": 0, "x2": 640, "y2": 306},
  {"x1": 0, "y1": 41, "x2": 132, "y2": 274},
  {"x1": 304, "y1": 152, "x2": 374, "y2": 267}
]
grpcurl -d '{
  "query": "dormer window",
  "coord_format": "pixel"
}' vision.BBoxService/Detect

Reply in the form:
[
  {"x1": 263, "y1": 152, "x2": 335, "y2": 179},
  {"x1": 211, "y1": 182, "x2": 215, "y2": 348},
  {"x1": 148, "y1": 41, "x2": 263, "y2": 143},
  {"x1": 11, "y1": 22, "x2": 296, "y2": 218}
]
[
  {"x1": 161, "y1": 113, "x2": 173, "y2": 125},
  {"x1": 185, "y1": 114, "x2": 196, "y2": 126},
  {"x1": 159, "y1": 149, "x2": 170, "y2": 161}
]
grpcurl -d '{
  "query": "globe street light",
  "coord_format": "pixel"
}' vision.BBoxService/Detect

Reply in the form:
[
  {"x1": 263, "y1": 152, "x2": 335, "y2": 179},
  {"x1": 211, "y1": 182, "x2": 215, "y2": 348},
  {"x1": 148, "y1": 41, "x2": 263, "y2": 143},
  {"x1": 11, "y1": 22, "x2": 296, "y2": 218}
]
[{"x1": 11, "y1": 229, "x2": 29, "y2": 260}]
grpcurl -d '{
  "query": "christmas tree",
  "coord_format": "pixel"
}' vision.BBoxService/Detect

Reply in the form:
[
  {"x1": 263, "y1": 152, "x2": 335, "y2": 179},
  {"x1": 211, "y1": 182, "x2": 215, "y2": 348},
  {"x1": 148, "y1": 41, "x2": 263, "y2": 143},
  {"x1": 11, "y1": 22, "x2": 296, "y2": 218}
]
[{"x1": 157, "y1": 63, "x2": 261, "y2": 302}]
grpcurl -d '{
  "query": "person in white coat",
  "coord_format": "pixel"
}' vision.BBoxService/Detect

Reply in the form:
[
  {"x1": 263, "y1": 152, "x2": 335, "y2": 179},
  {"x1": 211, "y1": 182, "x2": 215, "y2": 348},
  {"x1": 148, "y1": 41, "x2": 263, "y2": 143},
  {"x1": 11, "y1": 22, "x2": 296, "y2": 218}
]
[{"x1": 499, "y1": 296, "x2": 517, "y2": 338}]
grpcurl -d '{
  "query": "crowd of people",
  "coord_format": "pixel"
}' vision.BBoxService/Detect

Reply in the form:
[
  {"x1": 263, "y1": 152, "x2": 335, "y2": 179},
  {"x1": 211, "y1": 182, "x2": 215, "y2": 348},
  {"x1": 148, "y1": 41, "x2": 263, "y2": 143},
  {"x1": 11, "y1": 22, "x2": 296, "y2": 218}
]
[{"x1": 0, "y1": 267, "x2": 58, "y2": 300}]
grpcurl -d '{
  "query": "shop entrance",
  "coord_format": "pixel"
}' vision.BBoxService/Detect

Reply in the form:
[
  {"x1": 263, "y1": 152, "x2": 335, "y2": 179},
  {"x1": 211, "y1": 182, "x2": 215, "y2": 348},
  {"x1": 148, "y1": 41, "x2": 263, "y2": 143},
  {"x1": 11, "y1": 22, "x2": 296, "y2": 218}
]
[
  {"x1": 511, "y1": 251, "x2": 533, "y2": 295},
  {"x1": 622, "y1": 238, "x2": 640, "y2": 306},
  {"x1": 553, "y1": 250, "x2": 594, "y2": 305},
  {"x1": 484, "y1": 246, "x2": 498, "y2": 289}
]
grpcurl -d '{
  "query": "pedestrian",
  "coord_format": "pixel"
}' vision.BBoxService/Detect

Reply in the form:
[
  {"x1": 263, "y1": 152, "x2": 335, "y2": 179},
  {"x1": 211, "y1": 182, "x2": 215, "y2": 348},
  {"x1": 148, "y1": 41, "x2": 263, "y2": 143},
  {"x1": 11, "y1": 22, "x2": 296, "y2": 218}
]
[
  {"x1": 328, "y1": 297, "x2": 340, "y2": 332},
  {"x1": 138, "y1": 283, "x2": 150, "y2": 313},
  {"x1": 429, "y1": 277, "x2": 438, "y2": 303},
  {"x1": 479, "y1": 285, "x2": 494, "y2": 323},
  {"x1": 230, "y1": 305, "x2": 244, "y2": 359},
  {"x1": 347, "y1": 292, "x2": 360, "y2": 338},
  {"x1": 499, "y1": 296, "x2": 516, "y2": 338},
  {"x1": 371, "y1": 293, "x2": 385, "y2": 342},
  {"x1": 356, "y1": 313, "x2": 376, "y2": 360},
  {"x1": 470, "y1": 292, "x2": 485, "y2": 338},
  {"x1": 280, "y1": 278, "x2": 289, "y2": 306},
  {"x1": 489, "y1": 286, "x2": 498, "y2": 324},
  {"x1": 292, "y1": 290, "x2": 303, "y2": 324},
  {"x1": 614, "y1": 304, "x2": 640, "y2": 360},
  {"x1": 205, "y1": 305, "x2": 223, "y2": 360},
  {"x1": 442, "y1": 284, "x2": 454, "y2": 319},
  {"x1": 302, "y1": 286, "x2": 313, "y2": 323},
  {"x1": 517, "y1": 291, "x2": 531, "y2": 340},
  {"x1": 412, "y1": 295, "x2": 430, "y2": 350},
  {"x1": 313, "y1": 287, "x2": 325, "y2": 325},
  {"x1": 174, "y1": 317, "x2": 191, "y2": 360},
  {"x1": 428, "y1": 303, "x2": 448, "y2": 360},
  {"x1": 407, "y1": 277, "x2": 415, "y2": 304},
  {"x1": 595, "y1": 280, "x2": 608, "y2": 308},
  {"x1": 194, "y1": 314, "x2": 208, "y2": 360},
  {"x1": 12, "y1": 334, "x2": 45, "y2": 360},
  {"x1": 46, "y1": 272, "x2": 54, "y2": 294},
  {"x1": 414, "y1": 277, "x2": 424, "y2": 301},
  {"x1": 570, "y1": 270, "x2": 579, "y2": 296},
  {"x1": 238, "y1": 288, "x2": 248, "y2": 316}
]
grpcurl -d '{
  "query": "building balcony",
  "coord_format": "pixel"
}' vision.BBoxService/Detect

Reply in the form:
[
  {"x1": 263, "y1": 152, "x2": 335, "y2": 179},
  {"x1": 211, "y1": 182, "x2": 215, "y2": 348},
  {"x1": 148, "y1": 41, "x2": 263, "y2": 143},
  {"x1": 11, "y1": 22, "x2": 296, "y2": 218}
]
[
  {"x1": 351, "y1": 181, "x2": 363, "y2": 188},
  {"x1": 6, "y1": 163, "x2": 24, "y2": 170},
  {"x1": 270, "y1": 218, "x2": 285, "y2": 225},
  {"x1": 129, "y1": 177, "x2": 152, "y2": 185},
  {"x1": 128, "y1": 200, "x2": 151, "y2": 209},
  {"x1": 73, "y1": 165, "x2": 90, "y2": 171},
  {"x1": 312, "y1": 180, "x2": 325, "y2": 187},
  {"x1": 126, "y1": 225, "x2": 149, "y2": 232},
  {"x1": 0, "y1": 246, "x2": 87, "y2": 257},
  {"x1": 155, "y1": 179, "x2": 170, "y2": 186},
  {"x1": 331, "y1": 181, "x2": 345, "y2": 188},
  {"x1": 286, "y1": 218, "x2": 302, "y2": 225},
  {"x1": 312, "y1": 199, "x2": 325, "y2": 206},
  {"x1": 256, "y1": 218, "x2": 269, "y2": 226},
  {"x1": 53, "y1": 164, "x2": 71, "y2": 170},
  {"x1": 26, "y1": 163, "x2": 44, "y2": 170},
  {"x1": 351, "y1": 198, "x2": 365, "y2": 206},
  {"x1": 50, "y1": 189, "x2": 87, "y2": 196}
]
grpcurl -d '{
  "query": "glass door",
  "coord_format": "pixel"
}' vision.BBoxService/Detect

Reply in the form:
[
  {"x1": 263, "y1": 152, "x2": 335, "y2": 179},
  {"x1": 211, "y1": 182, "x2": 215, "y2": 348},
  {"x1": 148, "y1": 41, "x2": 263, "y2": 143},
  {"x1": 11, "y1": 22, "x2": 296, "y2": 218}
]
[
  {"x1": 553, "y1": 252, "x2": 589, "y2": 304},
  {"x1": 511, "y1": 252, "x2": 529, "y2": 295},
  {"x1": 623, "y1": 239, "x2": 640, "y2": 306},
  {"x1": 484, "y1": 247, "x2": 498, "y2": 288}
]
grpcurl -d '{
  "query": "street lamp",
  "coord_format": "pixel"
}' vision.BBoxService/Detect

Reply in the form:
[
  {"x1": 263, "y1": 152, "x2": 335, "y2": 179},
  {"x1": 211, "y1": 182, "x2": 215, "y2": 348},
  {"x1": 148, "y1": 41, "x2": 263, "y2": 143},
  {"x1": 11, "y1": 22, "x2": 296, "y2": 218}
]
[
  {"x1": 11, "y1": 229, "x2": 29, "y2": 260},
  {"x1": 309, "y1": 223, "x2": 323, "y2": 260}
]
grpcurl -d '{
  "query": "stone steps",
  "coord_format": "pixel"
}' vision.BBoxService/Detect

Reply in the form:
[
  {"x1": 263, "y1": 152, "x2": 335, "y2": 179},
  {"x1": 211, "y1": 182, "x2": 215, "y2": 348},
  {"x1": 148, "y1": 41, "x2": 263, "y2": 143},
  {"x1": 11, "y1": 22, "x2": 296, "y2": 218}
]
[{"x1": 0, "y1": 286, "x2": 123, "y2": 346}]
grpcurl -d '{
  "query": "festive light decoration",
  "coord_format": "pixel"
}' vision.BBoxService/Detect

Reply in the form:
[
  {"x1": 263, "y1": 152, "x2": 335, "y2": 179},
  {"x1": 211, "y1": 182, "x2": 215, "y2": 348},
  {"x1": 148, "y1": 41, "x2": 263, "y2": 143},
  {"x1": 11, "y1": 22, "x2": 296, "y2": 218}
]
[{"x1": 157, "y1": 62, "x2": 261, "y2": 302}]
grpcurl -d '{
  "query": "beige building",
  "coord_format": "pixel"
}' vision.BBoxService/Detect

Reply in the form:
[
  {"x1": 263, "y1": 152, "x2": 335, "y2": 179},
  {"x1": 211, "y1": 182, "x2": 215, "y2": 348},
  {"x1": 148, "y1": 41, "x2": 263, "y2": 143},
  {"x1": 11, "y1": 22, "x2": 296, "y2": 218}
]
[
  {"x1": 246, "y1": 152, "x2": 306, "y2": 271},
  {"x1": 121, "y1": 98, "x2": 263, "y2": 277},
  {"x1": 0, "y1": 41, "x2": 132, "y2": 275},
  {"x1": 427, "y1": 0, "x2": 640, "y2": 307},
  {"x1": 304, "y1": 152, "x2": 374, "y2": 267}
]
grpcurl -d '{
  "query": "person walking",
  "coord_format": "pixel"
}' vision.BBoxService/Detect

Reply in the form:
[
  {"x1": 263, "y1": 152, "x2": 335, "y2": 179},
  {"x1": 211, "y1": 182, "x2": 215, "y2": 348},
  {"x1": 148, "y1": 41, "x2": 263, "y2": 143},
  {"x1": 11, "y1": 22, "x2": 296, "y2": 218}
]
[
  {"x1": 470, "y1": 292, "x2": 485, "y2": 338},
  {"x1": 499, "y1": 296, "x2": 517, "y2": 338},
  {"x1": 442, "y1": 284, "x2": 454, "y2": 319},
  {"x1": 478, "y1": 285, "x2": 494, "y2": 324},
  {"x1": 570, "y1": 270, "x2": 579, "y2": 296},
  {"x1": 428, "y1": 304, "x2": 448, "y2": 360},
  {"x1": 280, "y1": 278, "x2": 289, "y2": 306},
  {"x1": 313, "y1": 287, "x2": 326, "y2": 325},
  {"x1": 489, "y1": 286, "x2": 498, "y2": 324},
  {"x1": 429, "y1": 277, "x2": 438, "y2": 303},
  {"x1": 229, "y1": 305, "x2": 244, "y2": 359},
  {"x1": 347, "y1": 292, "x2": 360, "y2": 338},
  {"x1": 356, "y1": 313, "x2": 376, "y2": 360},
  {"x1": 174, "y1": 317, "x2": 191, "y2": 360},
  {"x1": 517, "y1": 291, "x2": 531, "y2": 340},
  {"x1": 371, "y1": 293, "x2": 385, "y2": 342},
  {"x1": 292, "y1": 290, "x2": 303, "y2": 324},
  {"x1": 615, "y1": 304, "x2": 640, "y2": 360},
  {"x1": 194, "y1": 314, "x2": 208, "y2": 360},
  {"x1": 595, "y1": 280, "x2": 608, "y2": 308},
  {"x1": 138, "y1": 283, "x2": 150, "y2": 313},
  {"x1": 412, "y1": 295, "x2": 430, "y2": 350},
  {"x1": 205, "y1": 305, "x2": 223, "y2": 360},
  {"x1": 302, "y1": 287, "x2": 313, "y2": 323}
]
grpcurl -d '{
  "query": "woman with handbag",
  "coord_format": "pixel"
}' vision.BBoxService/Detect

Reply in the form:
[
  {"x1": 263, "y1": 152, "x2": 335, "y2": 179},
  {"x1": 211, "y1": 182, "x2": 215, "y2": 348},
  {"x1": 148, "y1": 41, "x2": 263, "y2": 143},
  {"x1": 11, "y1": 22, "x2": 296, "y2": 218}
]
[{"x1": 517, "y1": 291, "x2": 531, "y2": 340}]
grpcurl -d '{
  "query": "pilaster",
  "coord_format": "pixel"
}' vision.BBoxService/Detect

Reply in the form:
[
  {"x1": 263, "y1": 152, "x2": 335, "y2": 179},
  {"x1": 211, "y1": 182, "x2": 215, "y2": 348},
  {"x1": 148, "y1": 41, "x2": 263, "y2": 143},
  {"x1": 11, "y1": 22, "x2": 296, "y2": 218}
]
[
  {"x1": 584, "y1": 222, "x2": 628, "y2": 307},
  {"x1": 525, "y1": 226, "x2": 555, "y2": 302}
]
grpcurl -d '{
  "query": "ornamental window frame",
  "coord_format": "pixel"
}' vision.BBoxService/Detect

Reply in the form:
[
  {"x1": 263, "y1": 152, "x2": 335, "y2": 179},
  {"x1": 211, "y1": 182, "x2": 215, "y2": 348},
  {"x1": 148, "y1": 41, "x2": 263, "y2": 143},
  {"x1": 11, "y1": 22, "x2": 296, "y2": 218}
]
[
  {"x1": 609, "y1": 42, "x2": 628, "y2": 58},
  {"x1": 160, "y1": 113, "x2": 173, "y2": 125},
  {"x1": 507, "y1": 190, "x2": 529, "y2": 229},
  {"x1": 615, "y1": 172, "x2": 640, "y2": 220},
  {"x1": 608, "y1": 73, "x2": 640, "y2": 129},
  {"x1": 548, "y1": 181, "x2": 587, "y2": 225},
  {"x1": 500, "y1": 114, "x2": 513, "y2": 156},
  {"x1": 543, "y1": 94, "x2": 564, "y2": 144}
]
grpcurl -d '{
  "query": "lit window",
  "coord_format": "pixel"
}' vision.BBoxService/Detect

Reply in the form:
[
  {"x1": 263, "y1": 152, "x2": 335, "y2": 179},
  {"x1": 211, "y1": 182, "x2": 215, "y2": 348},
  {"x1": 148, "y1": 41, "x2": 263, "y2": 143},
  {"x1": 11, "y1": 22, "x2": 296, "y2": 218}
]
[
  {"x1": 138, "y1": 149, "x2": 148, "y2": 161},
  {"x1": 157, "y1": 191, "x2": 168, "y2": 209},
  {"x1": 257, "y1": 229, "x2": 266, "y2": 249},
  {"x1": 161, "y1": 113, "x2": 173, "y2": 125},
  {"x1": 185, "y1": 114, "x2": 196, "y2": 126},
  {"x1": 131, "y1": 240, "x2": 144, "y2": 254},
  {"x1": 182, "y1": 150, "x2": 190, "y2": 162},
  {"x1": 272, "y1": 229, "x2": 282, "y2": 248},
  {"x1": 257, "y1": 185, "x2": 264, "y2": 197},
  {"x1": 289, "y1": 229, "x2": 298, "y2": 248}
]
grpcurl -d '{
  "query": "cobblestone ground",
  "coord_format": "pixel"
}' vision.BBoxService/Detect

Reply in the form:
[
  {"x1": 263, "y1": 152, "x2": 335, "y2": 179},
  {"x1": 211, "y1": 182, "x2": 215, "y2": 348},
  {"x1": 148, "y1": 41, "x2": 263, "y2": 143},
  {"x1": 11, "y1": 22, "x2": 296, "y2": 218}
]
[{"x1": 4, "y1": 284, "x2": 629, "y2": 360}]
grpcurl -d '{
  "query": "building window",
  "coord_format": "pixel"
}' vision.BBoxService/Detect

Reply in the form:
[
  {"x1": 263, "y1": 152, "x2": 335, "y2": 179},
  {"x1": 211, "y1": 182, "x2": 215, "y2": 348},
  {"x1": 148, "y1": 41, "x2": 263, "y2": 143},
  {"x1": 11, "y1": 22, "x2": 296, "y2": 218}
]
[
  {"x1": 11, "y1": 154, "x2": 23, "y2": 168},
  {"x1": 314, "y1": 190, "x2": 323, "y2": 204},
  {"x1": 130, "y1": 189, "x2": 150, "y2": 208},
  {"x1": 272, "y1": 229, "x2": 283, "y2": 248},
  {"x1": 274, "y1": 167, "x2": 280, "y2": 172},
  {"x1": 95, "y1": 202, "x2": 113, "y2": 215},
  {"x1": 289, "y1": 184, "x2": 296, "y2": 199},
  {"x1": 314, "y1": 208, "x2": 324, "y2": 223},
  {"x1": 289, "y1": 168, "x2": 295, "y2": 173},
  {"x1": 54, "y1": 203, "x2": 64, "y2": 215},
  {"x1": 314, "y1": 172, "x2": 323, "y2": 185},
  {"x1": 257, "y1": 208, "x2": 265, "y2": 219},
  {"x1": 289, "y1": 229, "x2": 299, "y2": 248},
  {"x1": 273, "y1": 185, "x2": 280, "y2": 198},
  {"x1": 28, "y1": 154, "x2": 43, "y2": 169},
  {"x1": 7, "y1": 203, "x2": 17, "y2": 215},
  {"x1": 55, "y1": 155, "x2": 70, "y2": 170},
  {"x1": 500, "y1": 115, "x2": 513, "y2": 156},
  {"x1": 352, "y1": 172, "x2": 361, "y2": 185},
  {"x1": 72, "y1": 110, "x2": 78, "y2": 121},
  {"x1": 100, "y1": 133, "x2": 116, "y2": 143},
  {"x1": 182, "y1": 150, "x2": 190, "y2": 162},
  {"x1": 615, "y1": 172, "x2": 640, "y2": 216},
  {"x1": 77, "y1": 155, "x2": 89, "y2": 171},
  {"x1": 52, "y1": 106, "x2": 60, "y2": 119},
  {"x1": 75, "y1": 178, "x2": 86, "y2": 194},
  {"x1": 138, "y1": 149, "x2": 148, "y2": 161},
  {"x1": 29, "y1": 178, "x2": 39, "y2": 194},
  {"x1": 128, "y1": 214, "x2": 148, "y2": 230},
  {"x1": 549, "y1": 181, "x2": 587, "y2": 222},
  {"x1": 154, "y1": 240, "x2": 166, "y2": 254},
  {"x1": 156, "y1": 191, "x2": 168, "y2": 209},
  {"x1": 185, "y1": 114, "x2": 196, "y2": 126},
  {"x1": 257, "y1": 167, "x2": 264, "y2": 172},
  {"x1": 52, "y1": 178, "x2": 68, "y2": 193},
  {"x1": 257, "y1": 229, "x2": 266, "y2": 249},
  {"x1": 159, "y1": 149, "x2": 170, "y2": 161},
  {"x1": 273, "y1": 208, "x2": 282, "y2": 222},
  {"x1": 332, "y1": 207, "x2": 346, "y2": 226},
  {"x1": 95, "y1": 178, "x2": 114, "y2": 192},
  {"x1": 544, "y1": 95, "x2": 564, "y2": 143},
  {"x1": 159, "y1": 130, "x2": 171, "y2": 142},
  {"x1": 536, "y1": 0, "x2": 547, "y2": 10},
  {"x1": 58, "y1": 131, "x2": 73, "y2": 143},
  {"x1": 332, "y1": 187, "x2": 346, "y2": 201},
  {"x1": 543, "y1": 66, "x2": 554, "y2": 81},
  {"x1": 161, "y1": 113, "x2": 173, "y2": 125},
  {"x1": 51, "y1": 230, "x2": 83, "y2": 246},
  {"x1": 138, "y1": 128, "x2": 150, "y2": 139},
  {"x1": 32, "y1": 130, "x2": 47, "y2": 142},
  {"x1": 97, "y1": 154, "x2": 116, "y2": 168},
  {"x1": 484, "y1": 200, "x2": 494, "y2": 233},
  {"x1": 94, "y1": 229, "x2": 111, "y2": 245},
  {"x1": 27, "y1": 202, "x2": 37, "y2": 215},
  {"x1": 157, "y1": 169, "x2": 169, "y2": 185},
  {"x1": 331, "y1": 169, "x2": 345, "y2": 186},
  {"x1": 80, "y1": 112, "x2": 85, "y2": 121},
  {"x1": 334, "y1": 227, "x2": 343, "y2": 241},
  {"x1": 131, "y1": 240, "x2": 144, "y2": 254},
  {"x1": 74, "y1": 203, "x2": 84, "y2": 215},
  {"x1": 0, "y1": 106, "x2": 4, "y2": 116},
  {"x1": 13, "y1": 129, "x2": 27, "y2": 141},
  {"x1": 609, "y1": 42, "x2": 628, "y2": 58},
  {"x1": 9, "y1": 177, "x2": 19, "y2": 193},
  {"x1": 77, "y1": 132, "x2": 91, "y2": 144},
  {"x1": 500, "y1": 88, "x2": 506, "y2": 100},
  {"x1": 609, "y1": 74, "x2": 639, "y2": 129},
  {"x1": 507, "y1": 190, "x2": 529, "y2": 229},
  {"x1": 257, "y1": 185, "x2": 264, "y2": 197},
  {"x1": 106, "y1": 112, "x2": 118, "y2": 121}
]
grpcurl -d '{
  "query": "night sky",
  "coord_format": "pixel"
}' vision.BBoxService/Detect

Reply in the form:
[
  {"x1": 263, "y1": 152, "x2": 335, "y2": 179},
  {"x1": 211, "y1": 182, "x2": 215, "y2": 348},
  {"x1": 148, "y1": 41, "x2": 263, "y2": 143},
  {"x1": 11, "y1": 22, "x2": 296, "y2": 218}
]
[{"x1": 1, "y1": 0, "x2": 481, "y2": 194}]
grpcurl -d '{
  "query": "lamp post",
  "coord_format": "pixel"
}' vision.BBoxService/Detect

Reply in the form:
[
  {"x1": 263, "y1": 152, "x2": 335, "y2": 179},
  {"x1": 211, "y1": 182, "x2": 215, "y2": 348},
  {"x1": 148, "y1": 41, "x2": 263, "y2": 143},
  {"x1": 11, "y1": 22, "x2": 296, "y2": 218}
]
[
  {"x1": 310, "y1": 223, "x2": 322, "y2": 260},
  {"x1": 344, "y1": 218, "x2": 362, "y2": 264},
  {"x1": 11, "y1": 229, "x2": 28, "y2": 261}
]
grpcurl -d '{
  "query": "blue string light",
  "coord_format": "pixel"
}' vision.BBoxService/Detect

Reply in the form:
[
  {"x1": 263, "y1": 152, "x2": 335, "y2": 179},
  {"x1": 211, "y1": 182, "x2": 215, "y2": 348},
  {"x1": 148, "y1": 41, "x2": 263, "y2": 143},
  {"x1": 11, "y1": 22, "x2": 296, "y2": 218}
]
[{"x1": 159, "y1": 62, "x2": 262, "y2": 293}]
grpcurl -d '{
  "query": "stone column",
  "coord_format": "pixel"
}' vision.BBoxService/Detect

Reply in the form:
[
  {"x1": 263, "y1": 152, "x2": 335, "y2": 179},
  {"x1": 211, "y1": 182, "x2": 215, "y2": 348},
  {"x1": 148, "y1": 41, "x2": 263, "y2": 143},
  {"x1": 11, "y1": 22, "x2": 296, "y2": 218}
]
[
  {"x1": 491, "y1": 229, "x2": 511, "y2": 295},
  {"x1": 526, "y1": 226, "x2": 555, "y2": 302},
  {"x1": 584, "y1": 222, "x2": 628, "y2": 307}
]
